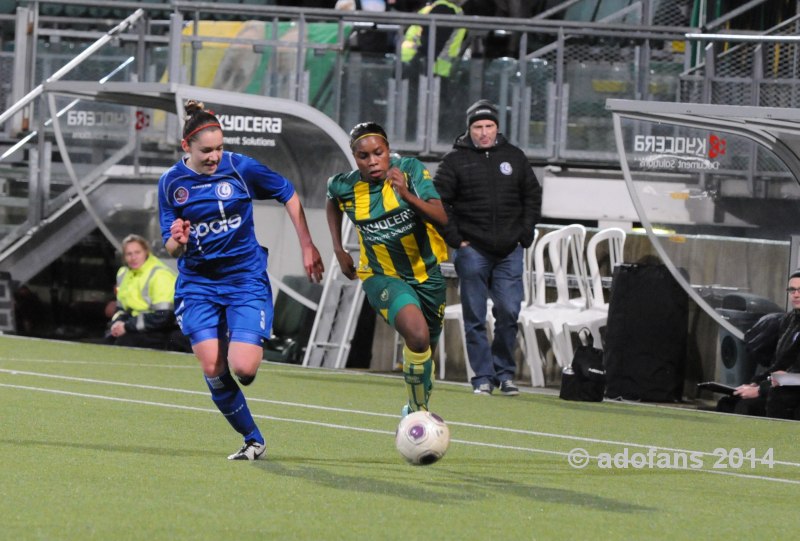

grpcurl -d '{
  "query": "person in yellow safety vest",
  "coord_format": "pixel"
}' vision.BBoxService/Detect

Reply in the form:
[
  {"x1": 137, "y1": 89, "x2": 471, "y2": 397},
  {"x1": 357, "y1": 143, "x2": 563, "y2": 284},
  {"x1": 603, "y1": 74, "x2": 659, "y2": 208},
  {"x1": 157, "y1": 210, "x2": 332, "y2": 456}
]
[
  {"x1": 401, "y1": 0, "x2": 467, "y2": 78},
  {"x1": 106, "y1": 234, "x2": 189, "y2": 351}
]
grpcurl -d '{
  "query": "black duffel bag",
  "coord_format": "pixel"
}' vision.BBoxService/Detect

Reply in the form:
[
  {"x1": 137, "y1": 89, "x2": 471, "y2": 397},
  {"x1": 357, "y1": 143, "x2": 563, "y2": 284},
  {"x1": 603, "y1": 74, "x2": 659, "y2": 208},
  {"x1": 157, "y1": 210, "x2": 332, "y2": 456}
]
[
  {"x1": 560, "y1": 329, "x2": 606, "y2": 402},
  {"x1": 603, "y1": 263, "x2": 688, "y2": 402}
]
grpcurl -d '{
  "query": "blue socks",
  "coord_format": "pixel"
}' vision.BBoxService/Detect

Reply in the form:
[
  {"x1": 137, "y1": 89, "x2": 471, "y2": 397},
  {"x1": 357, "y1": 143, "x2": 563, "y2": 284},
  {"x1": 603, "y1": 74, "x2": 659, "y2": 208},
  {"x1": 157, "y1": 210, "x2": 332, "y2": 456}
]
[{"x1": 205, "y1": 369, "x2": 264, "y2": 444}]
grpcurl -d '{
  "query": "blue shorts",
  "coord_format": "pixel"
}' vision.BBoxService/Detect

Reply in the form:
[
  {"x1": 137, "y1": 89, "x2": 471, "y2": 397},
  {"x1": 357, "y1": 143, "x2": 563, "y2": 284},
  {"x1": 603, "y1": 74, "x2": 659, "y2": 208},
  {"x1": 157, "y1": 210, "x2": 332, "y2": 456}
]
[{"x1": 175, "y1": 285, "x2": 274, "y2": 346}]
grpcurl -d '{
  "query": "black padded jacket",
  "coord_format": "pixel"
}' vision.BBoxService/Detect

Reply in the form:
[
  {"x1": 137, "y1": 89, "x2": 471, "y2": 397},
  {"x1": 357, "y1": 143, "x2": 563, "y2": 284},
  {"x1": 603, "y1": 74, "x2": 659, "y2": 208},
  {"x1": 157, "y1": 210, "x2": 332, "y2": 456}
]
[
  {"x1": 434, "y1": 132, "x2": 542, "y2": 257},
  {"x1": 752, "y1": 310, "x2": 800, "y2": 395}
]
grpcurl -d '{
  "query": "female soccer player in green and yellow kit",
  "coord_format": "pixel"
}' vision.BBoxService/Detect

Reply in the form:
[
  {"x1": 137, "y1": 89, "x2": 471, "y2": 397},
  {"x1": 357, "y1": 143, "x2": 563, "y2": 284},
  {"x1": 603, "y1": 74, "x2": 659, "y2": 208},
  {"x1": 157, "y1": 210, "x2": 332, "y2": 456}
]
[{"x1": 326, "y1": 122, "x2": 448, "y2": 416}]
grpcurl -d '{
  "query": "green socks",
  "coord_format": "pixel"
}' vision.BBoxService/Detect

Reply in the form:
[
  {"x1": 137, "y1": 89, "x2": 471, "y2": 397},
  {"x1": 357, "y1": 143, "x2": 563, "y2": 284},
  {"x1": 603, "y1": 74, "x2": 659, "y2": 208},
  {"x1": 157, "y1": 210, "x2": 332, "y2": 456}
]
[{"x1": 402, "y1": 345, "x2": 434, "y2": 412}]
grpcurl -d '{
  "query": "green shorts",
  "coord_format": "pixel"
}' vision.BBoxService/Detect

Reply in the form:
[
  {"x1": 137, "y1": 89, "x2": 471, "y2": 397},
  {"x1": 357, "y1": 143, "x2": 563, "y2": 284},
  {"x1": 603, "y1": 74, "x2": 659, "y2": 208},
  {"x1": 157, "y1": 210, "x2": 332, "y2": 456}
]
[{"x1": 361, "y1": 270, "x2": 446, "y2": 346}]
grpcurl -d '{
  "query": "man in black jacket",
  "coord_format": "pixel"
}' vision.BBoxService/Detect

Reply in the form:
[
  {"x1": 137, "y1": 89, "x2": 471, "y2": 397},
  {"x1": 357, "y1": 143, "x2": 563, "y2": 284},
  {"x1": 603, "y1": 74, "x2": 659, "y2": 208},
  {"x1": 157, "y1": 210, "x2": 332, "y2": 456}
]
[
  {"x1": 726, "y1": 269, "x2": 800, "y2": 419},
  {"x1": 434, "y1": 99, "x2": 542, "y2": 395}
]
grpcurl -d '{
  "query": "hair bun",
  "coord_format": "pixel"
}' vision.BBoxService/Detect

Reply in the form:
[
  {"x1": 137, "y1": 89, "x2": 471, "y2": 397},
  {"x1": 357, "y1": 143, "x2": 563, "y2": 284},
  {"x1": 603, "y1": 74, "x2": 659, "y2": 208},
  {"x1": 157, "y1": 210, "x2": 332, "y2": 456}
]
[{"x1": 184, "y1": 99, "x2": 206, "y2": 117}]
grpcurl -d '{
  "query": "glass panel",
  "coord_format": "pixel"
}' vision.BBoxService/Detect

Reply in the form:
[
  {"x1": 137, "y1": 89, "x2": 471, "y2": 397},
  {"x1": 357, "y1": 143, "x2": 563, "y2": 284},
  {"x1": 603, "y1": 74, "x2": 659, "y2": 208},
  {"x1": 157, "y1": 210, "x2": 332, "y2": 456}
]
[
  {"x1": 435, "y1": 59, "x2": 473, "y2": 145},
  {"x1": 563, "y1": 41, "x2": 635, "y2": 160},
  {"x1": 194, "y1": 99, "x2": 352, "y2": 209},
  {"x1": 339, "y1": 51, "x2": 396, "y2": 138},
  {"x1": 519, "y1": 57, "x2": 555, "y2": 155},
  {"x1": 46, "y1": 95, "x2": 137, "y2": 202},
  {"x1": 178, "y1": 19, "x2": 343, "y2": 115},
  {"x1": 35, "y1": 42, "x2": 137, "y2": 84},
  {"x1": 617, "y1": 115, "x2": 798, "y2": 325}
]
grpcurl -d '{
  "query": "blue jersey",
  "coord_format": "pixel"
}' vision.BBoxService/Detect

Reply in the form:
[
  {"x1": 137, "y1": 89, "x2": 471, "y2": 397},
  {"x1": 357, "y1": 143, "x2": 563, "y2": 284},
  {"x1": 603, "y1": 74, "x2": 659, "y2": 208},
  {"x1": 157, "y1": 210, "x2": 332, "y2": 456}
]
[{"x1": 158, "y1": 151, "x2": 295, "y2": 294}]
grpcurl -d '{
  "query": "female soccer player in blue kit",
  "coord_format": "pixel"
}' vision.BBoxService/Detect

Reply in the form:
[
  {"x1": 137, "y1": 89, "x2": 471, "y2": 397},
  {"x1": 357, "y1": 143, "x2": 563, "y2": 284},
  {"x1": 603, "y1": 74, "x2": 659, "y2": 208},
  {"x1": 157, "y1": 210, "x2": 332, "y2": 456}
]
[
  {"x1": 159, "y1": 100, "x2": 325, "y2": 460},
  {"x1": 326, "y1": 122, "x2": 448, "y2": 417}
]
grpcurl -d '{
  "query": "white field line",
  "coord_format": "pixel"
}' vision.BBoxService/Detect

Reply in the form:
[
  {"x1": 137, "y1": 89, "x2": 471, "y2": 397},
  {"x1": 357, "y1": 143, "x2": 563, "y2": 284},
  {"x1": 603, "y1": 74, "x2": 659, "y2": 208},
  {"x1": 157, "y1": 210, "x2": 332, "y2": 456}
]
[
  {"x1": 0, "y1": 355, "x2": 368, "y2": 377},
  {"x1": 0, "y1": 381, "x2": 798, "y2": 486},
  {"x1": 1, "y1": 368, "x2": 800, "y2": 477}
]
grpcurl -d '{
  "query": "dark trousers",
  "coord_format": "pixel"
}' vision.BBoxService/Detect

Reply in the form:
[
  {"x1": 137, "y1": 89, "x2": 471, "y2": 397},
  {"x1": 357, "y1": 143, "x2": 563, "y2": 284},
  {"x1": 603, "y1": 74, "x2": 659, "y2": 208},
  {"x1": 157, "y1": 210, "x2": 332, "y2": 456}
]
[
  {"x1": 109, "y1": 328, "x2": 192, "y2": 353},
  {"x1": 716, "y1": 395, "x2": 766, "y2": 417},
  {"x1": 717, "y1": 387, "x2": 800, "y2": 420},
  {"x1": 454, "y1": 244, "x2": 524, "y2": 388},
  {"x1": 766, "y1": 386, "x2": 800, "y2": 420}
]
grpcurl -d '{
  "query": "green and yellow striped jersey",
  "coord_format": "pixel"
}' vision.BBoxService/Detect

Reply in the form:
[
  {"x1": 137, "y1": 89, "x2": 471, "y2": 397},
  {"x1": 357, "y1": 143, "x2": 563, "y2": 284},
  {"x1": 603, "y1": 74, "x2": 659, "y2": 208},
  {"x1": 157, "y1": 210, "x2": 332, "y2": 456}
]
[{"x1": 327, "y1": 156, "x2": 448, "y2": 284}]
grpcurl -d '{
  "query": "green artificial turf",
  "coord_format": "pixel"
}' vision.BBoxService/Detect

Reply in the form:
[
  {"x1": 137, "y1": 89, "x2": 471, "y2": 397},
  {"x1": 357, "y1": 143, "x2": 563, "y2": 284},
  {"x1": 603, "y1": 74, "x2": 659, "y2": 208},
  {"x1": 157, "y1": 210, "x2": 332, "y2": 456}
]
[{"x1": 1, "y1": 335, "x2": 798, "y2": 540}]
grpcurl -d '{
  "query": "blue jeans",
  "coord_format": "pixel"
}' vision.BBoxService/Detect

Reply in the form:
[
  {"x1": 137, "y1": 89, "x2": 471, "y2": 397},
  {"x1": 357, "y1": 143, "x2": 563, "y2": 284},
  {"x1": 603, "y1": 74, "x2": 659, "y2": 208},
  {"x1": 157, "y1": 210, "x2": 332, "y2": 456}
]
[{"x1": 454, "y1": 244, "x2": 524, "y2": 388}]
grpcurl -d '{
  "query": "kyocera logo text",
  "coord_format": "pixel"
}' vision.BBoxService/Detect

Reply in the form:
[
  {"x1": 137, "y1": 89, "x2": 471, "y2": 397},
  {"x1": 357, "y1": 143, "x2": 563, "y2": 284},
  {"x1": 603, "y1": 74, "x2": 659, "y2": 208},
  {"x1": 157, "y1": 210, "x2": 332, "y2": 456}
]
[
  {"x1": 217, "y1": 114, "x2": 282, "y2": 134},
  {"x1": 634, "y1": 134, "x2": 726, "y2": 158}
]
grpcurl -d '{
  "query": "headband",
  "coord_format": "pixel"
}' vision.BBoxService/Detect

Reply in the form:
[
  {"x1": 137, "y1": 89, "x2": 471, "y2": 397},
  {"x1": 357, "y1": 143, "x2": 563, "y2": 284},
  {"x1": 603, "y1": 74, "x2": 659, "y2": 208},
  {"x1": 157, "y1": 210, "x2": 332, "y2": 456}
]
[
  {"x1": 351, "y1": 132, "x2": 388, "y2": 148},
  {"x1": 183, "y1": 122, "x2": 221, "y2": 144}
]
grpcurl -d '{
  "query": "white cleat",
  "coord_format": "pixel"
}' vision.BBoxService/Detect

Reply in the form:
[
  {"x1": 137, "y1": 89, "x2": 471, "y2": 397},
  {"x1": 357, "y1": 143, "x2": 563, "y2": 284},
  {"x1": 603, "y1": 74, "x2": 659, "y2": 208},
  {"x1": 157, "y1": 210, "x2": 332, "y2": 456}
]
[{"x1": 227, "y1": 440, "x2": 266, "y2": 461}]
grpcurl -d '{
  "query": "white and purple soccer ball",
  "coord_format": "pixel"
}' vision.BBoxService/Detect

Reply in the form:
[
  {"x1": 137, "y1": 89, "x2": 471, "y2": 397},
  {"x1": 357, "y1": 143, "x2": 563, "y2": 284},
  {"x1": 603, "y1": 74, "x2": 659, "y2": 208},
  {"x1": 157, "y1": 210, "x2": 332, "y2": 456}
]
[{"x1": 395, "y1": 411, "x2": 450, "y2": 465}]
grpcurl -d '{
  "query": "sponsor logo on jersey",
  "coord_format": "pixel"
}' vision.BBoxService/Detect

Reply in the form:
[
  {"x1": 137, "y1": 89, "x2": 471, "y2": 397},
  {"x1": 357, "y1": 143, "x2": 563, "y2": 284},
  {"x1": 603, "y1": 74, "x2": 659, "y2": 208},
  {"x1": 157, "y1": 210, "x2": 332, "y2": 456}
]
[
  {"x1": 191, "y1": 214, "x2": 242, "y2": 237},
  {"x1": 174, "y1": 187, "x2": 189, "y2": 204},
  {"x1": 191, "y1": 201, "x2": 242, "y2": 238},
  {"x1": 500, "y1": 162, "x2": 513, "y2": 175},
  {"x1": 216, "y1": 181, "x2": 233, "y2": 200},
  {"x1": 355, "y1": 208, "x2": 416, "y2": 243}
]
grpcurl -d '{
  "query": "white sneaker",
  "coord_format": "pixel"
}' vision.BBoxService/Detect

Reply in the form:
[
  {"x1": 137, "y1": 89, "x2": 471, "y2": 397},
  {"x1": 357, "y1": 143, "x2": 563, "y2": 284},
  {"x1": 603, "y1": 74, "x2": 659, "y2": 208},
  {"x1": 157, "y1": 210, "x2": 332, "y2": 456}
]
[
  {"x1": 227, "y1": 440, "x2": 266, "y2": 460},
  {"x1": 473, "y1": 383, "x2": 493, "y2": 395}
]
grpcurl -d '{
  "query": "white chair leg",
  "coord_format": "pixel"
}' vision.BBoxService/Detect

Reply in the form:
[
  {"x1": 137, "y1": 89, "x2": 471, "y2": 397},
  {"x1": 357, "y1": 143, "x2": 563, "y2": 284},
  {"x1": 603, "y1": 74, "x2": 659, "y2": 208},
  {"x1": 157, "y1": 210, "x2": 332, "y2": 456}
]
[
  {"x1": 438, "y1": 320, "x2": 447, "y2": 380},
  {"x1": 521, "y1": 322, "x2": 546, "y2": 387},
  {"x1": 458, "y1": 314, "x2": 476, "y2": 381},
  {"x1": 560, "y1": 324, "x2": 576, "y2": 365},
  {"x1": 549, "y1": 325, "x2": 575, "y2": 369}
]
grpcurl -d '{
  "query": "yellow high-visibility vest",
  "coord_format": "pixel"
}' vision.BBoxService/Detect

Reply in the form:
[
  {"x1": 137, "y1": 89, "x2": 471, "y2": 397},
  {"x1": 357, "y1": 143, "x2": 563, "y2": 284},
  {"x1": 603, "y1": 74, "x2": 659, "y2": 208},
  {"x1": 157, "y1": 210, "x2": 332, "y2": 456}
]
[
  {"x1": 401, "y1": 0, "x2": 466, "y2": 78},
  {"x1": 116, "y1": 254, "x2": 176, "y2": 316}
]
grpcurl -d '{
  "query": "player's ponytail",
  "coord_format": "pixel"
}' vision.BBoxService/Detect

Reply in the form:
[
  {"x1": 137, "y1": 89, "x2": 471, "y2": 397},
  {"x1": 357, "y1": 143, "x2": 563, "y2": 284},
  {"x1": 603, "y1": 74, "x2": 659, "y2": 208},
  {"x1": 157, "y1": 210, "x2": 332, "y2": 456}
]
[{"x1": 182, "y1": 99, "x2": 221, "y2": 144}]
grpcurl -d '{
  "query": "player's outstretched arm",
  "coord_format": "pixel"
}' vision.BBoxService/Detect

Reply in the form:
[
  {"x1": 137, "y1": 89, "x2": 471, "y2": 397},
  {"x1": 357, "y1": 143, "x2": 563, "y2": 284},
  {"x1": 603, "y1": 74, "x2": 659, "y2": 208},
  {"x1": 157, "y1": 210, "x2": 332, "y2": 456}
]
[
  {"x1": 326, "y1": 199, "x2": 357, "y2": 280},
  {"x1": 284, "y1": 193, "x2": 324, "y2": 283}
]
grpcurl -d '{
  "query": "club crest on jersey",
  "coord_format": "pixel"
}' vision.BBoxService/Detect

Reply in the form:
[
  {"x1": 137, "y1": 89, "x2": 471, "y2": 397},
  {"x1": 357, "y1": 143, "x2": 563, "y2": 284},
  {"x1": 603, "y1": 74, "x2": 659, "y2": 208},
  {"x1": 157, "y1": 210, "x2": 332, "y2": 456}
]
[
  {"x1": 174, "y1": 186, "x2": 189, "y2": 204},
  {"x1": 216, "y1": 181, "x2": 233, "y2": 200},
  {"x1": 500, "y1": 162, "x2": 513, "y2": 175},
  {"x1": 380, "y1": 289, "x2": 389, "y2": 302}
]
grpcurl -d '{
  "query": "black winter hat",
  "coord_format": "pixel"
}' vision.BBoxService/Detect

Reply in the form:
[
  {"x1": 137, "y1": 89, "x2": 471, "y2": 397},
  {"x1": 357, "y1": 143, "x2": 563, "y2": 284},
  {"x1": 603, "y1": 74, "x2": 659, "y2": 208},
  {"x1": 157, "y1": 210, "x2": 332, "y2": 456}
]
[
  {"x1": 466, "y1": 99, "x2": 498, "y2": 128},
  {"x1": 790, "y1": 269, "x2": 800, "y2": 280}
]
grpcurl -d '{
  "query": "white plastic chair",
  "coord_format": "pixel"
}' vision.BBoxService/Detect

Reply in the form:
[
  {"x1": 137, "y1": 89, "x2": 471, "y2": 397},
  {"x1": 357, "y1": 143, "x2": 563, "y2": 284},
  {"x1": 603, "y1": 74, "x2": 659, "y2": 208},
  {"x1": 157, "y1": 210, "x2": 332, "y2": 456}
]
[
  {"x1": 560, "y1": 227, "x2": 627, "y2": 360},
  {"x1": 522, "y1": 229, "x2": 539, "y2": 308},
  {"x1": 518, "y1": 224, "x2": 589, "y2": 383},
  {"x1": 439, "y1": 302, "x2": 477, "y2": 381}
]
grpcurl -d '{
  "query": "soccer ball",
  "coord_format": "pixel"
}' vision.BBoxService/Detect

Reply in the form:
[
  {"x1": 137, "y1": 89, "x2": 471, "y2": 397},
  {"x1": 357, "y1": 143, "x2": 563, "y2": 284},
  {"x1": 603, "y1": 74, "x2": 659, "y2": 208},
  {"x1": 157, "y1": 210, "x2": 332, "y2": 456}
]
[{"x1": 395, "y1": 411, "x2": 450, "y2": 465}]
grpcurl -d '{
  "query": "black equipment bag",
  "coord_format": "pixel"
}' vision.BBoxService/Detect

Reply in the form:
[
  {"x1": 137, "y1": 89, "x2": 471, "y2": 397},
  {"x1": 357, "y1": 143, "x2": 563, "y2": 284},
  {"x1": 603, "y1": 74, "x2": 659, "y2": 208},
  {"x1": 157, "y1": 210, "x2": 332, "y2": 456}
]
[
  {"x1": 560, "y1": 329, "x2": 606, "y2": 402},
  {"x1": 603, "y1": 263, "x2": 688, "y2": 402}
]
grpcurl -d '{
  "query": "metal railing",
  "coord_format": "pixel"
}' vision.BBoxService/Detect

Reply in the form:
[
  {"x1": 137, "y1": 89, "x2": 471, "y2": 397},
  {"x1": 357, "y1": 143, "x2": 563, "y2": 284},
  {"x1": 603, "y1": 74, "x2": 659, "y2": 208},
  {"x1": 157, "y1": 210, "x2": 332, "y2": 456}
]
[{"x1": 1, "y1": 0, "x2": 799, "y2": 253}]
